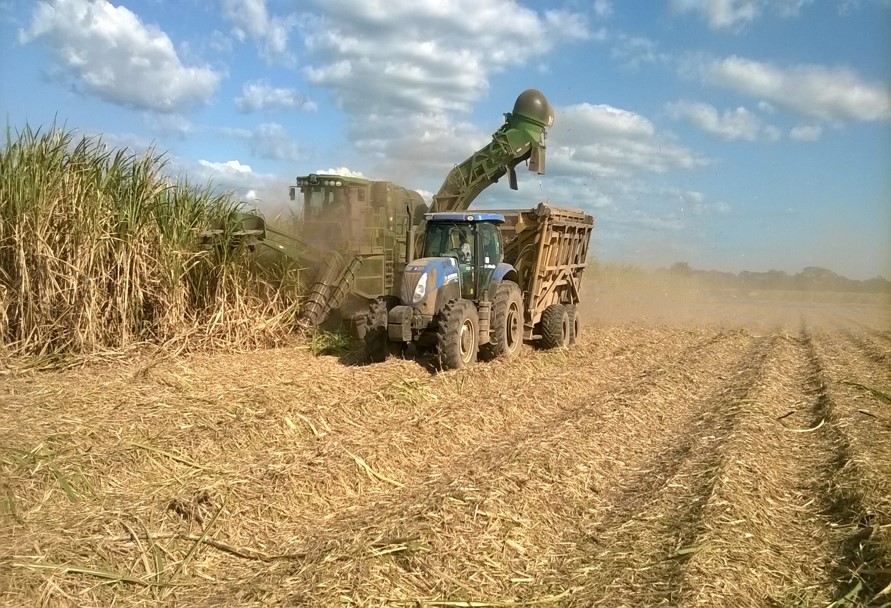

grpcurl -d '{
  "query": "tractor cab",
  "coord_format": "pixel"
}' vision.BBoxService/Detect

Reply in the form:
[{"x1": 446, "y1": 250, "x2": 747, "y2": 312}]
[{"x1": 421, "y1": 212, "x2": 505, "y2": 301}]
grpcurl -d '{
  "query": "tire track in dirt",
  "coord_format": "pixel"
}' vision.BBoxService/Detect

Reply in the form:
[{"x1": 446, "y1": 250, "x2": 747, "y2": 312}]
[
  {"x1": 263, "y1": 330, "x2": 764, "y2": 604},
  {"x1": 838, "y1": 328, "x2": 891, "y2": 368},
  {"x1": 1, "y1": 327, "x2": 712, "y2": 607},
  {"x1": 302, "y1": 328, "x2": 724, "y2": 513},
  {"x1": 801, "y1": 325, "x2": 891, "y2": 603},
  {"x1": 227, "y1": 327, "x2": 708, "y2": 526},
  {"x1": 807, "y1": 308, "x2": 891, "y2": 367},
  {"x1": 556, "y1": 334, "x2": 775, "y2": 606},
  {"x1": 105, "y1": 328, "x2": 731, "y2": 606},
  {"x1": 667, "y1": 334, "x2": 844, "y2": 607}
]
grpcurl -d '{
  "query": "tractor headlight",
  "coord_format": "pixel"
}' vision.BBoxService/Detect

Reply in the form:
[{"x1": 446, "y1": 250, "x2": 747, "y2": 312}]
[{"x1": 412, "y1": 272, "x2": 428, "y2": 303}]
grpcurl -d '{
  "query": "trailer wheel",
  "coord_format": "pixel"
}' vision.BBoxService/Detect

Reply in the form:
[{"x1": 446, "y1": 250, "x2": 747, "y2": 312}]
[
  {"x1": 540, "y1": 304, "x2": 570, "y2": 349},
  {"x1": 568, "y1": 305, "x2": 580, "y2": 345},
  {"x1": 437, "y1": 299, "x2": 479, "y2": 370},
  {"x1": 480, "y1": 281, "x2": 523, "y2": 361}
]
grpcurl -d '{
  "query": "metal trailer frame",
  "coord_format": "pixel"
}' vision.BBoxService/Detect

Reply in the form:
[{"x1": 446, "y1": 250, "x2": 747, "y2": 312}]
[{"x1": 490, "y1": 202, "x2": 595, "y2": 339}]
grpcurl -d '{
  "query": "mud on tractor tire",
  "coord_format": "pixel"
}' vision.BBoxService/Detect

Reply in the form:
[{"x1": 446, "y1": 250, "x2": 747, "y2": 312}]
[
  {"x1": 540, "y1": 303, "x2": 571, "y2": 349},
  {"x1": 436, "y1": 299, "x2": 479, "y2": 370},
  {"x1": 480, "y1": 280, "x2": 524, "y2": 361}
]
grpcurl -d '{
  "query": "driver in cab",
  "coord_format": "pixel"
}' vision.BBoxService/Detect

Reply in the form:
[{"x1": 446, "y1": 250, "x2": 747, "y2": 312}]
[{"x1": 457, "y1": 232, "x2": 472, "y2": 263}]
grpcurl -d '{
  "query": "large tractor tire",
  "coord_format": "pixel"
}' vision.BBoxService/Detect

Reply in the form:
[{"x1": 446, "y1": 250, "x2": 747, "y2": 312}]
[
  {"x1": 568, "y1": 304, "x2": 580, "y2": 345},
  {"x1": 436, "y1": 299, "x2": 479, "y2": 370},
  {"x1": 364, "y1": 297, "x2": 401, "y2": 362},
  {"x1": 540, "y1": 303, "x2": 571, "y2": 349},
  {"x1": 480, "y1": 281, "x2": 524, "y2": 361}
]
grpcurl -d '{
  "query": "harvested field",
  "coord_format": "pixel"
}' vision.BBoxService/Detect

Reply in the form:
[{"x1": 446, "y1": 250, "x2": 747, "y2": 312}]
[{"x1": 2, "y1": 286, "x2": 890, "y2": 607}]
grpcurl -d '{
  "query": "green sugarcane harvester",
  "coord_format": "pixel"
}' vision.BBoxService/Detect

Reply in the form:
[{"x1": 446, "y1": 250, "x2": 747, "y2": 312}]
[
  {"x1": 366, "y1": 91, "x2": 595, "y2": 368},
  {"x1": 207, "y1": 90, "x2": 593, "y2": 345}
]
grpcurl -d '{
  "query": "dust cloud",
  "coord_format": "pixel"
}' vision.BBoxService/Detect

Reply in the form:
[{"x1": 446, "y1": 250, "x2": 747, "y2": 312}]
[{"x1": 580, "y1": 268, "x2": 891, "y2": 333}]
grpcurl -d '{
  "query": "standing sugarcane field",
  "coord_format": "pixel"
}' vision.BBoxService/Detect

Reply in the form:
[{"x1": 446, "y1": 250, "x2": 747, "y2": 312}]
[{"x1": 2, "y1": 2, "x2": 891, "y2": 607}]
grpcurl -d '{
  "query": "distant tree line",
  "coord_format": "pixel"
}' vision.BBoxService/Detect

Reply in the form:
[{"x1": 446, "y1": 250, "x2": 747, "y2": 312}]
[{"x1": 659, "y1": 263, "x2": 891, "y2": 294}]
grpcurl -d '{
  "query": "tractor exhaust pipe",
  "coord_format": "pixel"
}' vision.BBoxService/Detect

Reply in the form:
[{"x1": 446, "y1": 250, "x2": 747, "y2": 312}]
[{"x1": 406, "y1": 205, "x2": 415, "y2": 263}]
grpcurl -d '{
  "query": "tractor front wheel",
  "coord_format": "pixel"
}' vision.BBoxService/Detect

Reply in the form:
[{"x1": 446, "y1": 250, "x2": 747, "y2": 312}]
[
  {"x1": 436, "y1": 299, "x2": 479, "y2": 370},
  {"x1": 364, "y1": 298, "x2": 394, "y2": 363},
  {"x1": 480, "y1": 281, "x2": 524, "y2": 361}
]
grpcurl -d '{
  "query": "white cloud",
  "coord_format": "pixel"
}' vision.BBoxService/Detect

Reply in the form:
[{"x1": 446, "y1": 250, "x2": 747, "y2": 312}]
[
  {"x1": 789, "y1": 124, "x2": 823, "y2": 141},
  {"x1": 297, "y1": 0, "x2": 589, "y2": 173},
  {"x1": 668, "y1": 188, "x2": 732, "y2": 215},
  {"x1": 666, "y1": 101, "x2": 779, "y2": 141},
  {"x1": 670, "y1": 0, "x2": 811, "y2": 30},
  {"x1": 215, "y1": 122, "x2": 304, "y2": 162},
  {"x1": 559, "y1": 104, "x2": 656, "y2": 141},
  {"x1": 19, "y1": 0, "x2": 221, "y2": 113},
  {"x1": 235, "y1": 80, "x2": 317, "y2": 112},
  {"x1": 835, "y1": 0, "x2": 888, "y2": 15},
  {"x1": 683, "y1": 54, "x2": 891, "y2": 123},
  {"x1": 671, "y1": 0, "x2": 760, "y2": 30},
  {"x1": 316, "y1": 167, "x2": 366, "y2": 178},
  {"x1": 249, "y1": 123, "x2": 304, "y2": 162},
  {"x1": 593, "y1": 0, "x2": 613, "y2": 17},
  {"x1": 192, "y1": 158, "x2": 289, "y2": 206},
  {"x1": 548, "y1": 103, "x2": 708, "y2": 177},
  {"x1": 221, "y1": 0, "x2": 294, "y2": 61},
  {"x1": 148, "y1": 113, "x2": 195, "y2": 137},
  {"x1": 199, "y1": 159, "x2": 253, "y2": 175},
  {"x1": 356, "y1": 111, "x2": 492, "y2": 183},
  {"x1": 609, "y1": 34, "x2": 669, "y2": 70}
]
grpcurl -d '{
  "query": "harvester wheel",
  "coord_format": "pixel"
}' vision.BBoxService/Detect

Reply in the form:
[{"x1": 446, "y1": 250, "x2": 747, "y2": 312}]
[
  {"x1": 480, "y1": 281, "x2": 523, "y2": 361},
  {"x1": 540, "y1": 304, "x2": 570, "y2": 349},
  {"x1": 568, "y1": 305, "x2": 580, "y2": 345},
  {"x1": 436, "y1": 299, "x2": 479, "y2": 370},
  {"x1": 364, "y1": 298, "x2": 391, "y2": 363}
]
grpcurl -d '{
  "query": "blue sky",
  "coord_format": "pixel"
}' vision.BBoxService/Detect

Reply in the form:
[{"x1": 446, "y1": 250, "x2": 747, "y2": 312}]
[{"x1": 1, "y1": 0, "x2": 889, "y2": 279}]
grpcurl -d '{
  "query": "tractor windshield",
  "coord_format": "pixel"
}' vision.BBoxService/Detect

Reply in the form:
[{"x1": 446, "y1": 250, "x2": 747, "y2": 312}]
[
  {"x1": 422, "y1": 222, "x2": 476, "y2": 264},
  {"x1": 422, "y1": 221, "x2": 502, "y2": 300}
]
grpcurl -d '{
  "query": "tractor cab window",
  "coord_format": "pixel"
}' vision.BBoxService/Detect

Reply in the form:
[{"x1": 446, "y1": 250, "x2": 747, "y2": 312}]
[
  {"x1": 477, "y1": 222, "x2": 502, "y2": 265},
  {"x1": 476, "y1": 222, "x2": 501, "y2": 298},
  {"x1": 422, "y1": 223, "x2": 476, "y2": 265},
  {"x1": 423, "y1": 222, "x2": 480, "y2": 299}
]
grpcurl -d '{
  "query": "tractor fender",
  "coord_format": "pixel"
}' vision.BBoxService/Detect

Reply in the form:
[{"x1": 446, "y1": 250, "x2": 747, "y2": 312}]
[{"x1": 492, "y1": 263, "x2": 518, "y2": 284}]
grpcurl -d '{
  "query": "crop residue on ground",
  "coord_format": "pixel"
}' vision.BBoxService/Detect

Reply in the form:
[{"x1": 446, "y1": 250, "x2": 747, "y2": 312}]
[{"x1": 1, "y1": 287, "x2": 890, "y2": 607}]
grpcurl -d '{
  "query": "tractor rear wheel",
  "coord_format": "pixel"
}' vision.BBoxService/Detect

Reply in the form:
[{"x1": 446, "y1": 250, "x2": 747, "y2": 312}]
[
  {"x1": 480, "y1": 281, "x2": 524, "y2": 361},
  {"x1": 540, "y1": 304, "x2": 570, "y2": 349},
  {"x1": 436, "y1": 299, "x2": 479, "y2": 370}
]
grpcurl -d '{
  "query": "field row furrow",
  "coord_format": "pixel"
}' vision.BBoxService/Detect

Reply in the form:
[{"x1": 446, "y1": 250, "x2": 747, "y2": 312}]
[
  {"x1": 565, "y1": 335, "x2": 775, "y2": 606},
  {"x1": 671, "y1": 334, "x2": 845, "y2": 607},
  {"x1": 839, "y1": 328, "x2": 891, "y2": 368},
  {"x1": 801, "y1": 326, "x2": 891, "y2": 603},
  {"x1": 230, "y1": 330, "x2": 757, "y2": 605}
]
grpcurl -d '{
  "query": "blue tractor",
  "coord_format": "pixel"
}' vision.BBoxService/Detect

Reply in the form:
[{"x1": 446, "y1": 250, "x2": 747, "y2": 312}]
[{"x1": 365, "y1": 211, "x2": 525, "y2": 369}]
